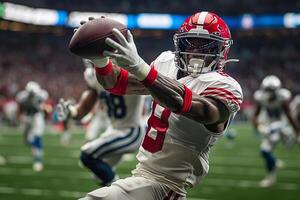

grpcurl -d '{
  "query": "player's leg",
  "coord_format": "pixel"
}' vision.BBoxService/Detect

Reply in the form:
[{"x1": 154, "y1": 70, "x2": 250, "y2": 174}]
[
  {"x1": 30, "y1": 113, "x2": 45, "y2": 171},
  {"x1": 80, "y1": 126, "x2": 143, "y2": 186},
  {"x1": 60, "y1": 120, "x2": 71, "y2": 146},
  {"x1": 85, "y1": 111, "x2": 110, "y2": 141},
  {"x1": 259, "y1": 133, "x2": 279, "y2": 187},
  {"x1": 22, "y1": 116, "x2": 32, "y2": 145},
  {"x1": 79, "y1": 176, "x2": 185, "y2": 200}
]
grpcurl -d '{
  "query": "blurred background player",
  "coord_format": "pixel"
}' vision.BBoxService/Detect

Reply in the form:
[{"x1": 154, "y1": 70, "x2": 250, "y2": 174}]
[
  {"x1": 16, "y1": 81, "x2": 49, "y2": 172},
  {"x1": 56, "y1": 58, "x2": 146, "y2": 186},
  {"x1": 252, "y1": 75, "x2": 300, "y2": 187},
  {"x1": 53, "y1": 60, "x2": 110, "y2": 145}
]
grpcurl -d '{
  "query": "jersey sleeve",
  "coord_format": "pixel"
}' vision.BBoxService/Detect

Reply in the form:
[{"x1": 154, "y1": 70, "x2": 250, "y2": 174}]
[
  {"x1": 151, "y1": 51, "x2": 177, "y2": 79},
  {"x1": 84, "y1": 67, "x2": 104, "y2": 92},
  {"x1": 40, "y1": 90, "x2": 49, "y2": 101},
  {"x1": 200, "y1": 78, "x2": 243, "y2": 113},
  {"x1": 254, "y1": 90, "x2": 263, "y2": 103},
  {"x1": 16, "y1": 91, "x2": 27, "y2": 103},
  {"x1": 278, "y1": 88, "x2": 291, "y2": 102}
]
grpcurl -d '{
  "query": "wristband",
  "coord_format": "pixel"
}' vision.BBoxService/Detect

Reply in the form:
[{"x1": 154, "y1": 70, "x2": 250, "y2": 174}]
[
  {"x1": 141, "y1": 66, "x2": 158, "y2": 87},
  {"x1": 94, "y1": 60, "x2": 113, "y2": 76},
  {"x1": 180, "y1": 85, "x2": 193, "y2": 113},
  {"x1": 106, "y1": 68, "x2": 128, "y2": 96}
]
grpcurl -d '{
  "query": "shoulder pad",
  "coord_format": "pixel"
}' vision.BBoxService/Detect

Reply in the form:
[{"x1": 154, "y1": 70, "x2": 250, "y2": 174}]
[
  {"x1": 278, "y1": 88, "x2": 291, "y2": 101},
  {"x1": 155, "y1": 51, "x2": 174, "y2": 63},
  {"x1": 254, "y1": 90, "x2": 263, "y2": 102}
]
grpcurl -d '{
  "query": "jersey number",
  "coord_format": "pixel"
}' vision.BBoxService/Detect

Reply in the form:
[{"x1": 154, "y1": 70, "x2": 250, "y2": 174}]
[
  {"x1": 101, "y1": 94, "x2": 127, "y2": 119},
  {"x1": 142, "y1": 102, "x2": 171, "y2": 153}
]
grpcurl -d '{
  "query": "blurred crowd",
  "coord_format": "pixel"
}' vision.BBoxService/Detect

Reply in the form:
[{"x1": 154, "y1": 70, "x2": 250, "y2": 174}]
[
  {"x1": 1, "y1": 28, "x2": 300, "y2": 121},
  {"x1": 4, "y1": 0, "x2": 300, "y2": 15}
]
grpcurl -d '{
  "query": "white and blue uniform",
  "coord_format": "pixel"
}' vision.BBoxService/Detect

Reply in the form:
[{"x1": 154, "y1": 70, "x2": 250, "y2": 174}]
[
  {"x1": 80, "y1": 65, "x2": 146, "y2": 185},
  {"x1": 16, "y1": 89, "x2": 48, "y2": 141},
  {"x1": 16, "y1": 86, "x2": 48, "y2": 171},
  {"x1": 254, "y1": 88, "x2": 293, "y2": 150}
]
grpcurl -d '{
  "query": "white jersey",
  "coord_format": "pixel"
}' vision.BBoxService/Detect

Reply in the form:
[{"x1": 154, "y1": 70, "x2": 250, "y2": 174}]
[
  {"x1": 84, "y1": 67, "x2": 145, "y2": 129},
  {"x1": 254, "y1": 88, "x2": 291, "y2": 125},
  {"x1": 16, "y1": 89, "x2": 48, "y2": 116},
  {"x1": 132, "y1": 51, "x2": 243, "y2": 195}
]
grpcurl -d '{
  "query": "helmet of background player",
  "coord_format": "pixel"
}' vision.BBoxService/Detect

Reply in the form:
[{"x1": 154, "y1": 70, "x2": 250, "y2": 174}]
[
  {"x1": 261, "y1": 75, "x2": 282, "y2": 91},
  {"x1": 25, "y1": 81, "x2": 41, "y2": 95},
  {"x1": 173, "y1": 12, "x2": 234, "y2": 77}
]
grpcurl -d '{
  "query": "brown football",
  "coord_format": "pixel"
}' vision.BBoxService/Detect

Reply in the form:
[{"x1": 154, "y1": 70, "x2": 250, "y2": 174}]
[{"x1": 68, "y1": 16, "x2": 127, "y2": 58}]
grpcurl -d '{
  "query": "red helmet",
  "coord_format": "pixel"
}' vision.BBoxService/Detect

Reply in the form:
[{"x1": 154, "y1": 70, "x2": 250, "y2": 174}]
[{"x1": 174, "y1": 12, "x2": 234, "y2": 76}]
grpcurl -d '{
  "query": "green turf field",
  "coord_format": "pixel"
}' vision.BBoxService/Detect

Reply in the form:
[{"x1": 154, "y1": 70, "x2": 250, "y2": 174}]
[{"x1": 0, "y1": 123, "x2": 300, "y2": 200}]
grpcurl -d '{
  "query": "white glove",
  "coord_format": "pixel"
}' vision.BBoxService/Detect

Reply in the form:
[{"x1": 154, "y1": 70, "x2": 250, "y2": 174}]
[
  {"x1": 103, "y1": 28, "x2": 151, "y2": 80},
  {"x1": 55, "y1": 99, "x2": 77, "y2": 122}
]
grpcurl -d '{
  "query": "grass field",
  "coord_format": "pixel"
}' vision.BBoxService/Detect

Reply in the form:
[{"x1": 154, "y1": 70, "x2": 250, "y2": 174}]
[{"x1": 0, "y1": 122, "x2": 300, "y2": 200}]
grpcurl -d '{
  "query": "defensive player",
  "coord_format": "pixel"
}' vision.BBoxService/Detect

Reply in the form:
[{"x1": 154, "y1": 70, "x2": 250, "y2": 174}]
[
  {"x1": 253, "y1": 75, "x2": 299, "y2": 187},
  {"x1": 79, "y1": 12, "x2": 243, "y2": 199},
  {"x1": 16, "y1": 81, "x2": 48, "y2": 171},
  {"x1": 56, "y1": 59, "x2": 145, "y2": 186}
]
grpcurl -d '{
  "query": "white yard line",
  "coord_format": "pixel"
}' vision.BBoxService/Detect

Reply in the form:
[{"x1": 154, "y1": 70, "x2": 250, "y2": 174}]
[
  {"x1": 0, "y1": 186, "x2": 85, "y2": 198},
  {"x1": 204, "y1": 178, "x2": 299, "y2": 190}
]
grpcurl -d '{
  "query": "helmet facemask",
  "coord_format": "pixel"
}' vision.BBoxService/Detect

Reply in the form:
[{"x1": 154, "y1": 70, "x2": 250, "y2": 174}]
[{"x1": 174, "y1": 31, "x2": 232, "y2": 77}]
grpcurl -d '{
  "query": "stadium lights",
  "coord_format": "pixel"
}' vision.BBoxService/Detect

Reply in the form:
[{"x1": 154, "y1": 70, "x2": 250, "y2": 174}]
[
  {"x1": 68, "y1": 11, "x2": 127, "y2": 27},
  {"x1": 2, "y1": 2, "x2": 65, "y2": 26},
  {"x1": 1, "y1": 2, "x2": 300, "y2": 30},
  {"x1": 284, "y1": 13, "x2": 300, "y2": 28}
]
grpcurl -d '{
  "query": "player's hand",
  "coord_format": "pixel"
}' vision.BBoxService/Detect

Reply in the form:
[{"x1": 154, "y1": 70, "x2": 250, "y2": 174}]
[
  {"x1": 103, "y1": 28, "x2": 151, "y2": 80},
  {"x1": 54, "y1": 99, "x2": 72, "y2": 122}
]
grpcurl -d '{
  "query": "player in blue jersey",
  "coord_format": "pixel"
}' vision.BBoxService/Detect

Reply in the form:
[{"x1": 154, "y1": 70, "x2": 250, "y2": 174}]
[
  {"x1": 16, "y1": 81, "x2": 49, "y2": 171},
  {"x1": 56, "y1": 59, "x2": 146, "y2": 186}
]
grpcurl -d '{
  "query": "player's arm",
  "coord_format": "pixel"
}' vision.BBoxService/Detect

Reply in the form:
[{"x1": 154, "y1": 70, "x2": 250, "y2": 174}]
[
  {"x1": 72, "y1": 88, "x2": 98, "y2": 119},
  {"x1": 16, "y1": 103, "x2": 24, "y2": 122},
  {"x1": 93, "y1": 59, "x2": 149, "y2": 95},
  {"x1": 56, "y1": 88, "x2": 98, "y2": 121},
  {"x1": 99, "y1": 29, "x2": 237, "y2": 130},
  {"x1": 252, "y1": 104, "x2": 261, "y2": 130},
  {"x1": 95, "y1": 57, "x2": 230, "y2": 127},
  {"x1": 282, "y1": 102, "x2": 300, "y2": 136}
]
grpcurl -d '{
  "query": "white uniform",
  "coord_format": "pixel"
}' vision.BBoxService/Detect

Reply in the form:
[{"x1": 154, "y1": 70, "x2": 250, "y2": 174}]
[
  {"x1": 16, "y1": 89, "x2": 48, "y2": 138},
  {"x1": 254, "y1": 88, "x2": 294, "y2": 150},
  {"x1": 83, "y1": 51, "x2": 243, "y2": 199},
  {"x1": 81, "y1": 66, "x2": 145, "y2": 165}
]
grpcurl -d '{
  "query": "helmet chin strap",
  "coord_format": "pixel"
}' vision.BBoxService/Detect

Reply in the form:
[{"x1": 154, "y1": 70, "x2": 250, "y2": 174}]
[
  {"x1": 187, "y1": 58, "x2": 217, "y2": 77},
  {"x1": 188, "y1": 58, "x2": 204, "y2": 77}
]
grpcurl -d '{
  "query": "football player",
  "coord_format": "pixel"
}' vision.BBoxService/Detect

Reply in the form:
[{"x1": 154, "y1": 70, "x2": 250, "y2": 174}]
[
  {"x1": 56, "y1": 59, "x2": 145, "y2": 186},
  {"x1": 79, "y1": 12, "x2": 243, "y2": 200},
  {"x1": 16, "y1": 81, "x2": 49, "y2": 172},
  {"x1": 252, "y1": 75, "x2": 300, "y2": 187}
]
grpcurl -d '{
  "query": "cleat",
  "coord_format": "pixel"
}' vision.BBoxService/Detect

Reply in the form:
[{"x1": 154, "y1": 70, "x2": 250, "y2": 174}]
[
  {"x1": 259, "y1": 173, "x2": 277, "y2": 188},
  {"x1": 33, "y1": 162, "x2": 43, "y2": 172}
]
